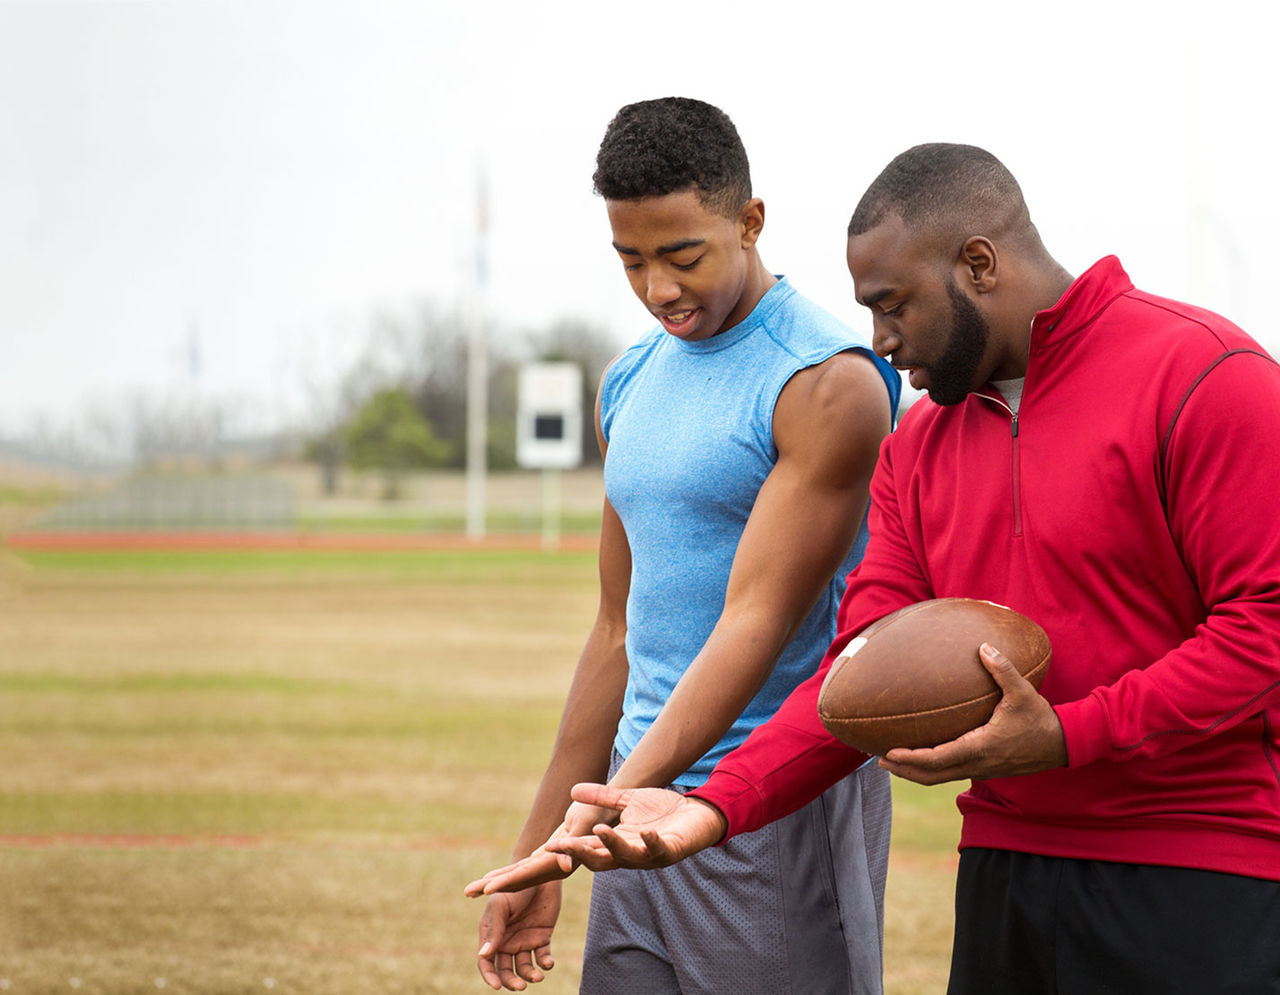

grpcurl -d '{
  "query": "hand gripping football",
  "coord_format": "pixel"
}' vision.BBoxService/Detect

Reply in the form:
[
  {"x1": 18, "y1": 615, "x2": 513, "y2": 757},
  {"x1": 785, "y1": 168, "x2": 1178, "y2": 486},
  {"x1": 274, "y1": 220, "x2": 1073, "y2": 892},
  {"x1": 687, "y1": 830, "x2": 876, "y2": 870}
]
[{"x1": 817, "y1": 598, "x2": 1051, "y2": 755}]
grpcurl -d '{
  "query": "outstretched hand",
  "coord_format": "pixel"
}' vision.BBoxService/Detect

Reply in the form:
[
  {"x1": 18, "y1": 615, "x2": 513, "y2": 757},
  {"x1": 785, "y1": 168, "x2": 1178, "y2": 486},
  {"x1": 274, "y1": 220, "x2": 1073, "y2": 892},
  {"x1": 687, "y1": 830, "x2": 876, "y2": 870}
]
[
  {"x1": 475, "y1": 882, "x2": 561, "y2": 991},
  {"x1": 878, "y1": 642, "x2": 1068, "y2": 784},
  {"x1": 464, "y1": 802, "x2": 611, "y2": 897},
  {"x1": 465, "y1": 846, "x2": 573, "y2": 898},
  {"x1": 544, "y1": 783, "x2": 728, "y2": 872}
]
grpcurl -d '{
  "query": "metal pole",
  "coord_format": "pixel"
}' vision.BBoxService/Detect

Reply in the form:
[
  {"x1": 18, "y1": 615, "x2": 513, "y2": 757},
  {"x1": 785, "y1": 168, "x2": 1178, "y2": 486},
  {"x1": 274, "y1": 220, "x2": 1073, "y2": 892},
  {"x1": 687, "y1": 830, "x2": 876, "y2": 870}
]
[
  {"x1": 541, "y1": 467, "x2": 561, "y2": 551},
  {"x1": 465, "y1": 165, "x2": 489, "y2": 540}
]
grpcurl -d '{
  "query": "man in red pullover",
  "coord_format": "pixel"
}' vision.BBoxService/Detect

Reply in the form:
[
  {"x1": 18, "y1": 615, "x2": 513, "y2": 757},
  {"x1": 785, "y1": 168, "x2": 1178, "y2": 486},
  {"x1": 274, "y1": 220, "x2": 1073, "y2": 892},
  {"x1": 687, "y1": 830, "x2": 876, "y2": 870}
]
[{"x1": 540, "y1": 144, "x2": 1280, "y2": 992}]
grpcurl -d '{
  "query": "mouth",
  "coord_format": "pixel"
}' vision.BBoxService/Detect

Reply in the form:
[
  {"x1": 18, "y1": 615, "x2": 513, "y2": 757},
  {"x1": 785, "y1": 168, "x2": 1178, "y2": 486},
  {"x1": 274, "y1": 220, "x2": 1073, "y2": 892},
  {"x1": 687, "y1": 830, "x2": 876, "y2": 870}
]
[
  {"x1": 657, "y1": 307, "x2": 700, "y2": 335},
  {"x1": 893, "y1": 362, "x2": 926, "y2": 391}
]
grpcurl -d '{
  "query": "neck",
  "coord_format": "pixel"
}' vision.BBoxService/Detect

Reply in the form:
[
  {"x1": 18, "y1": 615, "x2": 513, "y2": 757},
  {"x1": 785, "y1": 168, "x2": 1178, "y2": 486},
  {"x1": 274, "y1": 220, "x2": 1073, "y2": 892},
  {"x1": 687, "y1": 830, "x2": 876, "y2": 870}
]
[
  {"x1": 722, "y1": 252, "x2": 776, "y2": 333},
  {"x1": 744, "y1": 251, "x2": 777, "y2": 304},
  {"x1": 996, "y1": 257, "x2": 1075, "y2": 378},
  {"x1": 1037, "y1": 261, "x2": 1076, "y2": 313}
]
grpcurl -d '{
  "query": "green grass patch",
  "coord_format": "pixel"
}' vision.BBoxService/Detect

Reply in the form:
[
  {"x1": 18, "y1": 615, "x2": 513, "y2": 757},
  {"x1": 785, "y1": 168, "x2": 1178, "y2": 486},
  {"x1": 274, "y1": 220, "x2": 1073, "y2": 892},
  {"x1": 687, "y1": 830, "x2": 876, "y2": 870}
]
[
  {"x1": 7, "y1": 546, "x2": 598, "y2": 582},
  {"x1": 0, "y1": 542, "x2": 961, "y2": 994},
  {"x1": 0, "y1": 485, "x2": 66, "y2": 506},
  {"x1": 0, "y1": 845, "x2": 593, "y2": 995},
  {"x1": 0, "y1": 697, "x2": 562, "y2": 747},
  {"x1": 0, "y1": 673, "x2": 363, "y2": 695},
  {"x1": 0, "y1": 790, "x2": 525, "y2": 838},
  {"x1": 890, "y1": 779, "x2": 965, "y2": 853}
]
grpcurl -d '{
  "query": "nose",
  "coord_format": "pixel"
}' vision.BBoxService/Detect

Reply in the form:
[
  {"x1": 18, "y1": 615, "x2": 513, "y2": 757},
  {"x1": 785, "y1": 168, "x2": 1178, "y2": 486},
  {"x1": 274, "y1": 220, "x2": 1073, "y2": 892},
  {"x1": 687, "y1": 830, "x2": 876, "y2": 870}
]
[
  {"x1": 871, "y1": 324, "x2": 900, "y2": 360},
  {"x1": 646, "y1": 269, "x2": 681, "y2": 307}
]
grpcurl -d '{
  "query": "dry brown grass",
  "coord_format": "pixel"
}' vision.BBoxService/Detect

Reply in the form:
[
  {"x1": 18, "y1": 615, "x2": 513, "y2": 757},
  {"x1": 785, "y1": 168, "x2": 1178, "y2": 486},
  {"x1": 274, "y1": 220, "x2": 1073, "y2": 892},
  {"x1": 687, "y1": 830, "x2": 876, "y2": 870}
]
[{"x1": 0, "y1": 543, "x2": 958, "y2": 994}]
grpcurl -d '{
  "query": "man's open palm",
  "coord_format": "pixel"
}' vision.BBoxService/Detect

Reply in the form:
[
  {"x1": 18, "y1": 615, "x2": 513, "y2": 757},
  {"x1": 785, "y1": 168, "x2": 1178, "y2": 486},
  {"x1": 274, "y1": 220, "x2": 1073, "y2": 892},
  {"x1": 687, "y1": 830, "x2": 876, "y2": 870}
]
[{"x1": 546, "y1": 783, "x2": 727, "y2": 871}]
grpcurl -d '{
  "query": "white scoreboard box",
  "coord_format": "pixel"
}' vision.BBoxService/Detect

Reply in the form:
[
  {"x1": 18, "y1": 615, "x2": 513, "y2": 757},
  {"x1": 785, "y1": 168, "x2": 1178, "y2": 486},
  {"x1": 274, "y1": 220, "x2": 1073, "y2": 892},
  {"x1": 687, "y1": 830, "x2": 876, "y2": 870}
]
[{"x1": 516, "y1": 362, "x2": 583, "y2": 470}]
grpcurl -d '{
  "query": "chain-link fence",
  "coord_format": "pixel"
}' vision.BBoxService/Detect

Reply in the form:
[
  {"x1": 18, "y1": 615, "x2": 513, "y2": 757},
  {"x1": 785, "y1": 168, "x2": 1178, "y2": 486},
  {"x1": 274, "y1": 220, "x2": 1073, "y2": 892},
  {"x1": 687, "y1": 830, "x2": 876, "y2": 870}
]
[{"x1": 24, "y1": 474, "x2": 298, "y2": 531}]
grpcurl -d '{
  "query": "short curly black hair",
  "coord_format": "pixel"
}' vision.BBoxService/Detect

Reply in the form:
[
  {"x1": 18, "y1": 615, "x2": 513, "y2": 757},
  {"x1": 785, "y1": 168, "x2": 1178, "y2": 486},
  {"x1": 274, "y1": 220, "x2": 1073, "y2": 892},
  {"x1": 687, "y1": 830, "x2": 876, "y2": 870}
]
[{"x1": 593, "y1": 97, "x2": 752, "y2": 217}]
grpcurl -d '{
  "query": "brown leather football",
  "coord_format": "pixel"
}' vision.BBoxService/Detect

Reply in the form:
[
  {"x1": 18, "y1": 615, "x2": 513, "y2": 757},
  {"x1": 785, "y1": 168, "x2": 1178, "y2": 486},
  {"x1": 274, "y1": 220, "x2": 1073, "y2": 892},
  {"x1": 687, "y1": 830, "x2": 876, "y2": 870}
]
[{"x1": 817, "y1": 598, "x2": 1051, "y2": 755}]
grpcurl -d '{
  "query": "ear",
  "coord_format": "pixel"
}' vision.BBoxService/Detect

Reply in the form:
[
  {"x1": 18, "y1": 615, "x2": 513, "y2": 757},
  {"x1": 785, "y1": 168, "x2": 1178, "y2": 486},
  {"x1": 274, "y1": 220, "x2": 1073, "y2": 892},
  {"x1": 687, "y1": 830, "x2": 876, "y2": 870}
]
[
  {"x1": 739, "y1": 197, "x2": 765, "y2": 248},
  {"x1": 959, "y1": 236, "x2": 998, "y2": 293}
]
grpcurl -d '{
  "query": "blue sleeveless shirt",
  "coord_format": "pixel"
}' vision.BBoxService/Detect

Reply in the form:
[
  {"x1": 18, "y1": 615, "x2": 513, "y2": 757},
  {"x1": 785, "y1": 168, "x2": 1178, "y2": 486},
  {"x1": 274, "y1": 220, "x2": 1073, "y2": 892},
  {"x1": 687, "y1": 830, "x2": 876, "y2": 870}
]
[{"x1": 599, "y1": 277, "x2": 899, "y2": 787}]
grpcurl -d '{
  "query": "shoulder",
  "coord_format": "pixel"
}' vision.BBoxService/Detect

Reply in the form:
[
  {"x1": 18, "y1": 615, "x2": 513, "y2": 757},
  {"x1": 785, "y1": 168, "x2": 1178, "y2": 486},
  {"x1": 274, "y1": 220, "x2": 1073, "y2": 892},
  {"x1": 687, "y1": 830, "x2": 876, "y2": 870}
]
[
  {"x1": 762, "y1": 285, "x2": 860, "y2": 356},
  {"x1": 599, "y1": 330, "x2": 663, "y2": 407},
  {"x1": 603, "y1": 327, "x2": 664, "y2": 381},
  {"x1": 774, "y1": 351, "x2": 893, "y2": 462},
  {"x1": 1104, "y1": 289, "x2": 1279, "y2": 425},
  {"x1": 760, "y1": 282, "x2": 900, "y2": 411},
  {"x1": 780, "y1": 349, "x2": 892, "y2": 414},
  {"x1": 1113, "y1": 288, "x2": 1265, "y2": 364}
]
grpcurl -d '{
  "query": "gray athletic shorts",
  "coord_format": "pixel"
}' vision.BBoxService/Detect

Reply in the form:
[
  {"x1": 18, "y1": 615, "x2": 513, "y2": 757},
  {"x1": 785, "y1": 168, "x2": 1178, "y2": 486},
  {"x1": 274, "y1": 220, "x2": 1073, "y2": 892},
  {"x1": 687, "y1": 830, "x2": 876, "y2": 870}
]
[{"x1": 580, "y1": 753, "x2": 891, "y2": 994}]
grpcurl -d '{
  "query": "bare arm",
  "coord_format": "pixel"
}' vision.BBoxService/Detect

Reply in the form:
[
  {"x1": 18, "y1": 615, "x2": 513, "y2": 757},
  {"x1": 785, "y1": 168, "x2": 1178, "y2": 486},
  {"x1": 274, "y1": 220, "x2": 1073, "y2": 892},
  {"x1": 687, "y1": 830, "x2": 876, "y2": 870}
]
[
  {"x1": 508, "y1": 493, "x2": 631, "y2": 856},
  {"x1": 608, "y1": 351, "x2": 890, "y2": 791}
]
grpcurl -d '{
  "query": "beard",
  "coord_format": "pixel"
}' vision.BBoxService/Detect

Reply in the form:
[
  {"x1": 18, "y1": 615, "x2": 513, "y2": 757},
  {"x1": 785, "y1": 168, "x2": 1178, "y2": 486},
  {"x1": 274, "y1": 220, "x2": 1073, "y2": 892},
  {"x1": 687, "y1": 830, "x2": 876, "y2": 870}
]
[{"x1": 925, "y1": 277, "x2": 991, "y2": 406}]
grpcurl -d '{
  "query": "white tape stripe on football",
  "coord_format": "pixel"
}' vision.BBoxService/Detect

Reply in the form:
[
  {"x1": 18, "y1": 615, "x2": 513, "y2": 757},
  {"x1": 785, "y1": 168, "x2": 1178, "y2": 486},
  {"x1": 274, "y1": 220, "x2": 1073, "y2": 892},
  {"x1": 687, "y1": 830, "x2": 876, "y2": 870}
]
[{"x1": 836, "y1": 636, "x2": 868, "y2": 662}]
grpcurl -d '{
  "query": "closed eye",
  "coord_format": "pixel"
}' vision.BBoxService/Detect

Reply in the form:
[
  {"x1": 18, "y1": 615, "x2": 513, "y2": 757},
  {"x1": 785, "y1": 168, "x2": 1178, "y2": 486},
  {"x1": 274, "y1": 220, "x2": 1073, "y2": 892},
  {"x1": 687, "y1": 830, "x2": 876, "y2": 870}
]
[{"x1": 673, "y1": 256, "x2": 702, "y2": 272}]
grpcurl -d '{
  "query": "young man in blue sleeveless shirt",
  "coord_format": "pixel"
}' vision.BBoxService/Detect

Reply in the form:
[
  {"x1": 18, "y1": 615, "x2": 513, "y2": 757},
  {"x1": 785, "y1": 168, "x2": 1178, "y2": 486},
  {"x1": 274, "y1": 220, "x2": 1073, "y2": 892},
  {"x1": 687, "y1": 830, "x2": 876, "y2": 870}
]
[{"x1": 468, "y1": 97, "x2": 900, "y2": 994}]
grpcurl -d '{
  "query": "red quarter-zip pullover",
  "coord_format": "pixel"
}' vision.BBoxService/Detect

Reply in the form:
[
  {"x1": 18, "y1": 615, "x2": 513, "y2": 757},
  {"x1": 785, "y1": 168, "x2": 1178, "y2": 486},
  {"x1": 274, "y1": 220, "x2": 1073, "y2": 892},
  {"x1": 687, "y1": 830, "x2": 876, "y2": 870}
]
[{"x1": 691, "y1": 257, "x2": 1280, "y2": 881}]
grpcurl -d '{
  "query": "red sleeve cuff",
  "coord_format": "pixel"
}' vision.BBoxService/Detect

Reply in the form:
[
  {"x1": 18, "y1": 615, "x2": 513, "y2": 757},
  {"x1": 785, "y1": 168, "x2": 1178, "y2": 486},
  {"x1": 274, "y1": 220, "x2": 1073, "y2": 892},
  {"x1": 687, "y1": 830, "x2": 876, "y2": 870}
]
[
  {"x1": 687, "y1": 770, "x2": 764, "y2": 842},
  {"x1": 1054, "y1": 693, "x2": 1111, "y2": 768}
]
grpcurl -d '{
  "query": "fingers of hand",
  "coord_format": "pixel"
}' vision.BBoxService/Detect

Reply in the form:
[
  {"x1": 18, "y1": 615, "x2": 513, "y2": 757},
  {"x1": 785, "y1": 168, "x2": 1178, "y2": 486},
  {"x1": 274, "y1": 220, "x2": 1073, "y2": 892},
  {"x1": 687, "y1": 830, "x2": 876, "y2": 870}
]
[
  {"x1": 481, "y1": 849, "x2": 571, "y2": 894},
  {"x1": 569, "y1": 782, "x2": 627, "y2": 811},
  {"x1": 466, "y1": 872, "x2": 506, "y2": 897},
  {"x1": 476, "y1": 953, "x2": 503, "y2": 991},
  {"x1": 597, "y1": 825, "x2": 656, "y2": 865},
  {"x1": 483, "y1": 866, "x2": 563, "y2": 895},
  {"x1": 465, "y1": 859, "x2": 522, "y2": 896},
  {"x1": 640, "y1": 829, "x2": 672, "y2": 861},
  {"x1": 545, "y1": 833, "x2": 611, "y2": 869},
  {"x1": 877, "y1": 755, "x2": 957, "y2": 785},
  {"x1": 495, "y1": 951, "x2": 530, "y2": 991},
  {"x1": 477, "y1": 903, "x2": 503, "y2": 957},
  {"x1": 476, "y1": 939, "x2": 511, "y2": 991},
  {"x1": 514, "y1": 950, "x2": 544, "y2": 985},
  {"x1": 980, "y1": 642, "x2": 1028, "y2": 694},
  {"x1": 878, "y1": 738, "x2": 977, "y2": 784},
  {"x1": 881, "y1": 739, "x2": 963, "y2": 769},
  {"x1": 467, "y1": 848, "x2": 557, "y2": 895}
]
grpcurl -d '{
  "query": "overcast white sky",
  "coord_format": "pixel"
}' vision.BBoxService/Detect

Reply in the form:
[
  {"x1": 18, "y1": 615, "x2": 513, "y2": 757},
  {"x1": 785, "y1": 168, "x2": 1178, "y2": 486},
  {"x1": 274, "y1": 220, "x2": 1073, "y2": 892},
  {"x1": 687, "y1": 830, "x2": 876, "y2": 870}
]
[{"x1": 1, "y1": 0, "x2": 1276, "y2": 447}]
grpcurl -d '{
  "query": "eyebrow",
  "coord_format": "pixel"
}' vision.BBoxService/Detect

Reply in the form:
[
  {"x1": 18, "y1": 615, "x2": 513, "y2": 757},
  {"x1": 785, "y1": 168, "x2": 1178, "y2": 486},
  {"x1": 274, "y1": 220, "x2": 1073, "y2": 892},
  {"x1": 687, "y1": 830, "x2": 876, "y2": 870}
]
[
  {"x1": 611, "y1": 238, "x2": 706, "y2": 257},
  {"x1": 857, "y1": 287, "x2": 893, "y2": 309}
]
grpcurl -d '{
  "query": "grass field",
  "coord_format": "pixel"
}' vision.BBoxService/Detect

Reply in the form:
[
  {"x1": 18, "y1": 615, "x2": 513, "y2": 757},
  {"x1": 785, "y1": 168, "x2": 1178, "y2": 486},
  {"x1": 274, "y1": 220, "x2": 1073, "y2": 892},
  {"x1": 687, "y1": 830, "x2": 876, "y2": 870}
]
[{"x1": 0, "y1": 496, "x2": 961, "y2": 993}]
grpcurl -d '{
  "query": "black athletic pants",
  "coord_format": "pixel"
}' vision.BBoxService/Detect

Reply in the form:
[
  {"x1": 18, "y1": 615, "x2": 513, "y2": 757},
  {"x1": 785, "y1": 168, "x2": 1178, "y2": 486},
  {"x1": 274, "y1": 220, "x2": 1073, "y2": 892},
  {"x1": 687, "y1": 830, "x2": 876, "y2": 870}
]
[{"x1": 948, "y1": 848, "x2": 1280, "y2": 995}]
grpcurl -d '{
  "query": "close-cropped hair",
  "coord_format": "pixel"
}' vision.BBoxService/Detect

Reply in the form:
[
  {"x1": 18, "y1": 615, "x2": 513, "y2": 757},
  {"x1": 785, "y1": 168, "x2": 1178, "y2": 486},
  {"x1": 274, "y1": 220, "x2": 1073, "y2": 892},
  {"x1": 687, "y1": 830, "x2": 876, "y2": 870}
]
[
  {"x1": 593, "y1": 97, "x2": 752, "y2": 217},
  {"x1": 848, "y1": 143, "x2": 1031, "y2": 240}
]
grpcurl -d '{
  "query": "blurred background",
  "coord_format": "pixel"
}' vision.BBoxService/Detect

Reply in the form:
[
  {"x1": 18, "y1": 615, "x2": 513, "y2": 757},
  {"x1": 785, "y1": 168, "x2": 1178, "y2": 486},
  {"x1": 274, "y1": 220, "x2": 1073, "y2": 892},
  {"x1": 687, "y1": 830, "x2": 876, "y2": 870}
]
[
  {"x1": 2, "y1": 0, "x2": 1275, "y2": 496},
  {"x1": 0, "y1": 1, "x2": 1273, "y2": 992}
]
